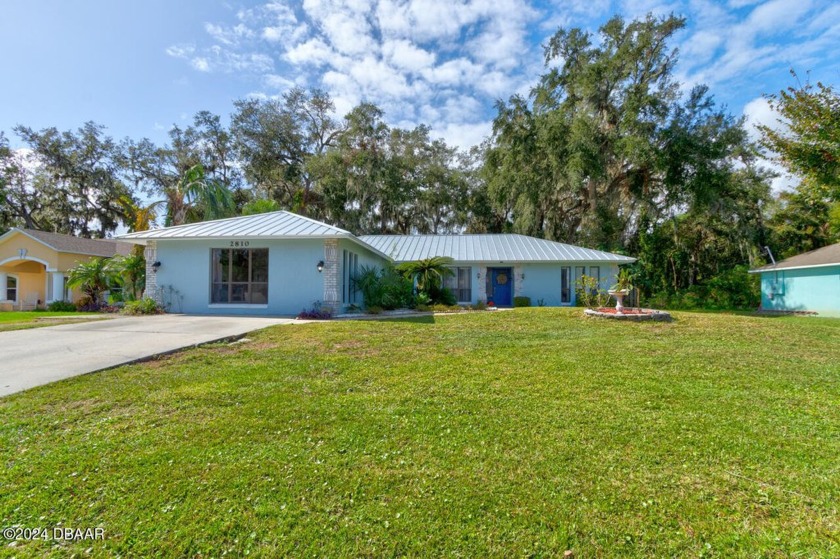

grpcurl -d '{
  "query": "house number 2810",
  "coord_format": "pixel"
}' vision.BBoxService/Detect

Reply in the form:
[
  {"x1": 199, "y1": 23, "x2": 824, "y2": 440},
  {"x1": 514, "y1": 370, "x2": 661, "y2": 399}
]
[{"x1": 229, "y1": 241, "x2": 250, "y2": 247}]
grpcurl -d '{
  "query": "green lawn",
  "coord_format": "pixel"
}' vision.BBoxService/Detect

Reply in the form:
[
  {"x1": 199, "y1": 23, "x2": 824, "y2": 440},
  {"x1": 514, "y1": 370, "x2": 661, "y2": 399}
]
[
  {"x1": 0, "y1": 309, "x2": 838, "y2": 557},
  {"x1": 0, "y1": 311, "x2": 102, "y2": 332}
]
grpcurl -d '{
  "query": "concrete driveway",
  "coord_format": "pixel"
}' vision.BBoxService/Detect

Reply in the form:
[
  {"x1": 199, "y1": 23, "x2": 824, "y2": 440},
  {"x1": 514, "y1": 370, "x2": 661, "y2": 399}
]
[{"x1": 0, "y1": 315, "x2": 297, "y2": 397}]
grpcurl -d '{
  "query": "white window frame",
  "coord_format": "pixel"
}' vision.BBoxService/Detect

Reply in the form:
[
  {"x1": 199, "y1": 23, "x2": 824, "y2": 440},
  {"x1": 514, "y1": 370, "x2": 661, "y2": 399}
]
[
  {"x1": 209, "y1": 248, "x2": 270, "y2": 305},
  {"x1": 445, "y1": 266, "x2": 472, "y2": 303},
  {"x1": 6, "y1": 274, "x2": 18, "y2": 302}
]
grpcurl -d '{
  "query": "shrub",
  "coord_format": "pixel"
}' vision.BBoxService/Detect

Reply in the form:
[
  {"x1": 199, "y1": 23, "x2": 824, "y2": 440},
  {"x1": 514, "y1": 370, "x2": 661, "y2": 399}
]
[
  {"x1": 472, "y1": 300, "x2": 487, "y2": 311},
  {"x1": 75, "y1": 296, "x2": 100, "y2": 312},
  {"x1": 575, "y1": 275, "x2": 610, "y2": 308},
  {"x1": 353, "y1": 265, "x2": 414, "y2": 310},
  {"x1": 415, "y1": 303, "x2": 431, "y2": 312},
  {"x1": 426, "y1": 285, "x2": 456, "y2": 306},
  {"x1": 47, "y1": 300, "x2": 77, "y2": 312},
  {"x1": 297, "y1": 301, "x2": 333, "y2": 320},
  {"x1": 705, "y1": 265, "x2": 760, "y2": 309},
  {"x1": 430, "y1": 304, "x2": 462, "y2": 313},
  {"x1": 122, "y1": 297, "x2": 164, "y2": 315},
  {"x1": 513, "y1": 296, "x2": 531, "y2": 307},
  {"x1": 641, "y1": 267, "x2": 760, "y2": 311},
  {"x1": 366, "y1": 306, "x2": 383, "y2": 315}
]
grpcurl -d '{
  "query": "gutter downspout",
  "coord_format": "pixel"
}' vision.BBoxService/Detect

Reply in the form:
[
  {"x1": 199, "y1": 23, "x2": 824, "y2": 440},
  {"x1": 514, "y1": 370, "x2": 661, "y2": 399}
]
[{"x1": 763, "y1": 246, "x2": 779, "y2": 300}]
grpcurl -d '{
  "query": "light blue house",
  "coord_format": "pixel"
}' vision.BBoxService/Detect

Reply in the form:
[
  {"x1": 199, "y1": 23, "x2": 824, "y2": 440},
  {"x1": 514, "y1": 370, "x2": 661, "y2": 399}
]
[
  {"x1": 750, "y1": 242, "x2": 840, "y2": 316},
  {"x1": 119, "y1": 211, "x2": 634, "y2": 315}
]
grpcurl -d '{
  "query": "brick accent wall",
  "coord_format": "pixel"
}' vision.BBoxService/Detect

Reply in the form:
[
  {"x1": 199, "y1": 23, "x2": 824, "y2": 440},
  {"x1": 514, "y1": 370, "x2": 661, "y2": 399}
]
[
  {"x1": 143, "y1": 241, "x2": 160, "y2": 303},
  {"x1": 514, "y1": 265, "x2": 524, "y2": 297},
  {"x1": 323, "y1": 239, "x2": 339, "y2": 311}
]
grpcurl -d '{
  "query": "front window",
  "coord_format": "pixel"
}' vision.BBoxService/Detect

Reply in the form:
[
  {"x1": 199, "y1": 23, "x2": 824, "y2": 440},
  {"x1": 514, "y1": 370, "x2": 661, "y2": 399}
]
[
  {"x1": 561, "y1": 267, "x2": 571, "y2": 303},
  {"x1": 6, "y1": 276, "x2": 17, "y2": 302},
  {"x1": 589, "y1": 266, "x2": 601, "y2": 291},
  {"x1": 343, "y1": 250, "x2": 359, "y2": 304},
  {"x1": 211, "y1": 248, "x2": 269, "y2": 304},
  {"x1": 444, "y1": 267, "x2": 472, "y2": 303}
]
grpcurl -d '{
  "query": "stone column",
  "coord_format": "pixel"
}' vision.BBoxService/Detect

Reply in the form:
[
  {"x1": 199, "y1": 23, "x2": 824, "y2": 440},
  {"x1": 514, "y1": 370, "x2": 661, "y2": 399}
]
[
  {"x1": 476, "y1": 266, "x2": 487, "y2": 303},
  {"x1": 144, "y1": 241, "x2": 160, "y2": 303},
  {"x1": 322, "y1": 239, "x2": 340, "y2": 312},
  {"x1": 50, "y1": 272, "x2": 66, "y2": 302},
  {"x1": 0, "y1": 272, "x2": 7, "y2": 301},
  {"x1": 514, "y1": 265, "x2": 524, "y2": 297}
]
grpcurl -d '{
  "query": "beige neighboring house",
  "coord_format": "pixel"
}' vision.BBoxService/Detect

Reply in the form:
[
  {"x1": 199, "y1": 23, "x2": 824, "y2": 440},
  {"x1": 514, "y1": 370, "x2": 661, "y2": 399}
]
[{"x1": 0, "y1": 228, "x2": 133, "y2": 310}]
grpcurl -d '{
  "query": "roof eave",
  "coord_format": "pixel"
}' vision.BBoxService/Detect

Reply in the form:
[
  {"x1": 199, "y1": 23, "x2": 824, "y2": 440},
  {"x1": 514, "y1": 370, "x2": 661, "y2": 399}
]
[
  {"x1": 750, "y1": 261, "x2": 840, "y2": 274},
  {"x1": 116, "y1": 232, "x2": 355, "y2": 242},
  {"x1": 0, "y1": 228, "x2": 60, "y2": 252}
]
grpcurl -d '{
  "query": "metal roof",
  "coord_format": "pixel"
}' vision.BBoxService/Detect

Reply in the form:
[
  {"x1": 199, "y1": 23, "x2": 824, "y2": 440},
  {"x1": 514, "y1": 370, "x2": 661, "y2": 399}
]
[
  {"x1": 1, "y1": 228, "x2": 133, "y2": 257},
  {"x1": 118, "y1": 211, "x2": 353, "y2": 241},
  {"x1": 359, "y1": 234, "x2": 636, "y2": 263},
  {"x1": 116, "y1": 212, "x2": 636, "y2": 264},
  {"x1": 751, "y1": 242, "x2": 840, "y2": 273}
]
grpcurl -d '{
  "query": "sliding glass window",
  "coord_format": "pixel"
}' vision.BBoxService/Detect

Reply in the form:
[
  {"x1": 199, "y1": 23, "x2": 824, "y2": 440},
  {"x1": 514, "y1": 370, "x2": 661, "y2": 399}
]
[
  {"x1": 444, "y1": 267, "x2": 472, "y2": 303},
  {"x1": 561, "y1": 267, "x2": 571, "y2": 303},
  {"x1": 211, "y1": 248, "x2": 269, "y2": 304}
]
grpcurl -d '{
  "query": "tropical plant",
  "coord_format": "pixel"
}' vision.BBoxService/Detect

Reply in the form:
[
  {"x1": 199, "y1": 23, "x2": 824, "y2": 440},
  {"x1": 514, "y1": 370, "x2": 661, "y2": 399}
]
[
  {"x1": 66, "y1": 257, "x2": 114, "y2": 306},
  {"x1": 610, "y1": 269, "x2": 635, "y2": 292},
  {"x1": 576, "y1": 275, "x2": 610, "y2": 309},
  {"x1": 106, "y1": 253, "x2": 146, "y2": 301},
  {"x1": 118, "y1": 196, "x2": 164, "y2": 233},
  {"x1": 122, "y1": 297, "x2": 164, "y2": 315},
  {"x1": 396, "y1": 257, "x2": 455, "y2": 293},
  {"x1": 169, "y1": 164, "x2": 236, "y2": 225},
  {"x1": 352, "y1": 265, "x2": 414, "y2": 310}
]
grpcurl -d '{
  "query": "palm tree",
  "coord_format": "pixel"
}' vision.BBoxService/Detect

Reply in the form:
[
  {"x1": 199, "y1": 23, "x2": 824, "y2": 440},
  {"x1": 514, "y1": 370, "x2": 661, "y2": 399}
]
[
  {"x1": 119, "y1": 196, "x2": 165, "y2": 232},
  {"x1": 67, "y1": 257, "x2": 114, "y2": 306},
  {"x1": 395, "y1": 256, "x2": 455, "y2": 293},
  {"x1": 168, "y1": 164, "x2": 235, "y2": 225},
  {"x1": 106, "y1": 253, "x2": 146, "y2": 301}
]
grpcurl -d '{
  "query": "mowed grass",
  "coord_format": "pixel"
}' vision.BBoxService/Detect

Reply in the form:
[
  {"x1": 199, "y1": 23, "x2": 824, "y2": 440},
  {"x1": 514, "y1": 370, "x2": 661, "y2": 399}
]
[
  {"x1": 0, "y1": 311, "x2": 102, "y2": 332},
  {"x1": 0, "y1": 309, "x2": 838, "y2": 558}
]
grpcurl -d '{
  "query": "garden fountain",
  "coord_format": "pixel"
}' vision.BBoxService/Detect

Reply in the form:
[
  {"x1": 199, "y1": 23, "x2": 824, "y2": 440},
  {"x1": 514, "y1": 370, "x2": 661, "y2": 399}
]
[{"x1": 583, "y1": 270, "x2": 672, "y2": 322}]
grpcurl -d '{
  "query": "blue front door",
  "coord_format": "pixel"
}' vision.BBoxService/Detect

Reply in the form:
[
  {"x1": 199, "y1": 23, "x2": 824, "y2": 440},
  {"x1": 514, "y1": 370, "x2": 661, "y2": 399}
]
[{"x1": 488, "y1": 267, "x2": 513, "y2": 306}]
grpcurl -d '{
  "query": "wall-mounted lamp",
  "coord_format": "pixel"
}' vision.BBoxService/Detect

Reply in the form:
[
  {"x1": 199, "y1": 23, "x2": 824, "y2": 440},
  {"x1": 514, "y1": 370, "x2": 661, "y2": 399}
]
[
  {"x1": 18, "y1": 248, "x2": 27, "y2": 260},
  {"x1": 151, "y1": 261, "x2": 161, "y2": 273},
  {"x1": 476, "y1": 271, "x2": 482, "y2": 280},
  {"x1": 519, "y1": 272, "x2": 525, "y2": 281},
  {"x1": 316, "y1": 260, "x2": 325, "y2": 273}
]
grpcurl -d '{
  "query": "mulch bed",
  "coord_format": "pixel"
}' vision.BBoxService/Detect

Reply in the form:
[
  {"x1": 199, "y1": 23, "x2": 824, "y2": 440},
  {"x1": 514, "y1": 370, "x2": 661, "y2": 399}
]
[{"x1": 593, "y1": 307, "x2": 650, "y2": 315}]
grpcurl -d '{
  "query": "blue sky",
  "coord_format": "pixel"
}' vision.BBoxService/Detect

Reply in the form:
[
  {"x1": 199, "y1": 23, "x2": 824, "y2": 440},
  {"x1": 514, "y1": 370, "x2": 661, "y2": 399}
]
[{"x1": 1, "y1": 0, "x2": 838, "y2": 155}]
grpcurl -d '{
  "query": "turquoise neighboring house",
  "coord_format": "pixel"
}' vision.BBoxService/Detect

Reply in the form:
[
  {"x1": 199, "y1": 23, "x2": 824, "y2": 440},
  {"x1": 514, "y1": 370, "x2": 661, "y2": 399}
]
[{"x1": 750, "y1": 242, "x2": 840, "y2": 316}]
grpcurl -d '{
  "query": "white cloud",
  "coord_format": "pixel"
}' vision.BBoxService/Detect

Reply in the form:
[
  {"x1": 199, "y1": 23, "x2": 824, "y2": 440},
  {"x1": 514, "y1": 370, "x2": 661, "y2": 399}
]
[
  {"x1": 191, "y1": 57, "x2": 211, "y2": 72},
  {"x1": 382, "y1": 39, "x2": 436, "y2": 72},
  {"x1": 205, "y1": 22, "x2": 254, "y2": 46},
  {"x1": 742, "y1": 96, "x2": 797, "y2": 192},
  {"x1": 165, "y1": 44, "x2": 195, "y2": 59},
  {"x1": 285, "y1": 37, "x2": 335, "y2": 66},
  {"x1": 164, "y1": 0, "x2": 837, "y2": 153},
  {"x1": 431, "y1": 120, "x2": 492, "y2": 150}
]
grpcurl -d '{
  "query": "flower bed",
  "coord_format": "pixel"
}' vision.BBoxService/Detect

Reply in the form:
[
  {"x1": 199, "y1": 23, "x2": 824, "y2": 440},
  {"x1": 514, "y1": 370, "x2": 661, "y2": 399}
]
[{"x1": 584, "y1": 307, "x2": 672, "y2": 321}]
